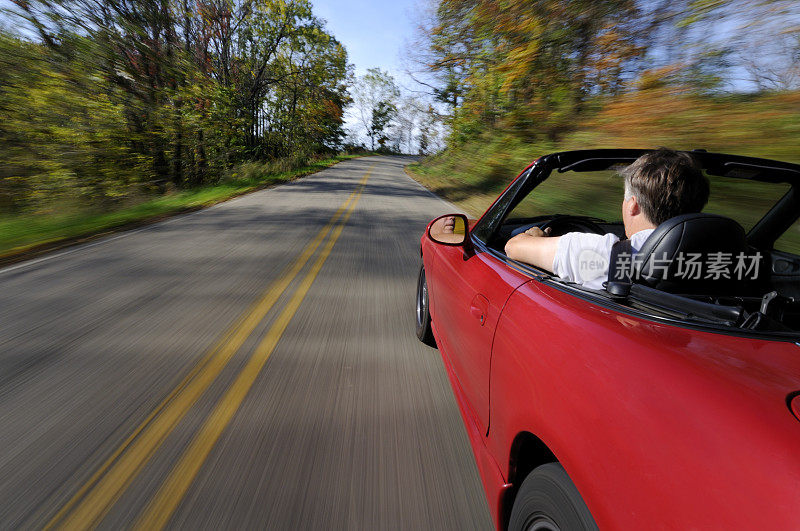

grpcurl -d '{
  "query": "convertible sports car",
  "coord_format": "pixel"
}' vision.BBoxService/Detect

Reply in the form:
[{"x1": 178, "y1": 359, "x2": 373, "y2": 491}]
[{"x1": 416, "y1": 149, "x2": 800, "y2": 530}]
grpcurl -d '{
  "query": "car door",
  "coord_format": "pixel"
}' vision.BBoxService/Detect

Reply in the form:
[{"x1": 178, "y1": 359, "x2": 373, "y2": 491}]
[{"x1": 428, "y1": 242, "x2": 532, "y2": 433}]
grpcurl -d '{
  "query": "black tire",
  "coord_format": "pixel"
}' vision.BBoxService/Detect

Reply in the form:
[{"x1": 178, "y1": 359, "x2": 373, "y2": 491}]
[
  {"x1": 508, "y1": 463, "x2": 598, "y2": 531},
  {"x1": 415, "y1": 265, "x2": 436, "y2": 347}
]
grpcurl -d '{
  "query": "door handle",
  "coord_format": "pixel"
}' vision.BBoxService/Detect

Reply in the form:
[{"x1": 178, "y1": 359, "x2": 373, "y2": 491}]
[{"x1": 470, "y1": 294, "x2": 490, "y2": 326}]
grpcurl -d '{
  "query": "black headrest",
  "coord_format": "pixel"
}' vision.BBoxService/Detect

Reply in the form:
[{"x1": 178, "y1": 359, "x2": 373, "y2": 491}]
[{"x1": 633, "y1": 213, "x2": 767, "y2": 295}]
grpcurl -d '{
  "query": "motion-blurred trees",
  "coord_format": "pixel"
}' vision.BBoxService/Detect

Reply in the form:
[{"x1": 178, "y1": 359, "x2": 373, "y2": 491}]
[
  {"x1": 410, "y1": 0, "x2": 800, "y2": 146},
  {"x1": 1, "y1": 0, "x2": 350, "y2": 213},
  {"x1": 413, "y1": 0, "x2": 645, "y2": 141}
]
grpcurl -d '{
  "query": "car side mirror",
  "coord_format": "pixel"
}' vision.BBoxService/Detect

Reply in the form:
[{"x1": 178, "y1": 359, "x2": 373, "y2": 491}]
[{"x1": 428, "y1": 214, "x2": 474, "y2": 257}]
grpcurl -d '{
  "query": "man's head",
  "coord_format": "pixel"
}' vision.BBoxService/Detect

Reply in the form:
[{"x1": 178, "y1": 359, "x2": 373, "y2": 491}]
[{"x1": 620, "y1": 148, "x2": 710, "y2": 237}]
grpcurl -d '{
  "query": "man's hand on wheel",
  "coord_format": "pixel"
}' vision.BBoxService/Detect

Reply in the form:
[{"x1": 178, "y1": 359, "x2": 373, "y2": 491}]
[{"x1": 523, "y1": 226, "x2": 552, "y2": 238}]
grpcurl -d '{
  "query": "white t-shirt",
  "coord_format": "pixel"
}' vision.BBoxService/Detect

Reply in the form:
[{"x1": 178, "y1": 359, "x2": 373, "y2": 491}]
[{"x1": 552, "y1": 229, "x2": 655, "y2": 290}]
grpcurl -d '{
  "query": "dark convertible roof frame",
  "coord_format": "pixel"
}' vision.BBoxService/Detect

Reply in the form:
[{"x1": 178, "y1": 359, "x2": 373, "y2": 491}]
[{"x1": 548, "y1": 149, "x2": 800, "y2": 184}]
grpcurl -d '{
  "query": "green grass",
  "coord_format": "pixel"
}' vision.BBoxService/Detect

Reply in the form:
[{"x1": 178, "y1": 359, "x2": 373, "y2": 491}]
[{"x1": 0, "y1": 154, "x2": 365, "y2": 259}]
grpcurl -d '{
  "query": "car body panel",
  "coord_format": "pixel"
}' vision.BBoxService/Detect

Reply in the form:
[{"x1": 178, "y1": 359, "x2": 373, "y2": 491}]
[
  {"x1": 425, "y1": 243, "x2": 531, "y2": 433},
  {"x1": 487, "y1": 280, "x2": 800, "y2": 529}
]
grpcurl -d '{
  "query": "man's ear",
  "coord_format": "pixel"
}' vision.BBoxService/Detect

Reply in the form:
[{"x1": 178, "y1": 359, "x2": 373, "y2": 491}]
[{"x1": 626, "y1": 195, "x2": 641, "y2": 217}]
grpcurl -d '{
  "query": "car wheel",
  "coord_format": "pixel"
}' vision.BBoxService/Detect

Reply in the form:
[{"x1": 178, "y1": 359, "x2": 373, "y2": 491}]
[
  {"x1": 415, "y1": 265, "x2": 436, "y2": 347},
  {"x1": 508, "y1": 463, "x2": 598, "y2": 531}
]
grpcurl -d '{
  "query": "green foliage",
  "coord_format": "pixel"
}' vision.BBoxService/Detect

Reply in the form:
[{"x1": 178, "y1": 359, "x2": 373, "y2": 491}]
[
  {"x1": 0, "y1": 33, "x2": 150, "y2": 212},
  {"x1": 1, "y1": 0, "x2": 350, "y2": 214}
]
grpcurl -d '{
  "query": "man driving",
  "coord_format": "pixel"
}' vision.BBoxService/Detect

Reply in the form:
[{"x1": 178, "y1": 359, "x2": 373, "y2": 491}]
[{"x1": 504, "y1": 148, "x2": 710, "y2": 290}]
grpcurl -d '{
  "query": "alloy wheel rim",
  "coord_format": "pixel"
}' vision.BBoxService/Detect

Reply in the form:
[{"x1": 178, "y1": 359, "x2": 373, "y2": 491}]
[{"x1": 416, "y1": 270, "x2": 427, "y2": 327}]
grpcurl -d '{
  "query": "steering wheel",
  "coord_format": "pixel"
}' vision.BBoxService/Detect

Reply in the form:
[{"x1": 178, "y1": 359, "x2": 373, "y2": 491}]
[{"x1": 540, "y1": 215, "x2": 606, "y2": 236}]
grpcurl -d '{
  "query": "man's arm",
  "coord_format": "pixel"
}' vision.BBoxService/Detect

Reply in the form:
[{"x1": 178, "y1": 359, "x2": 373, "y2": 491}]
[{"x1": 504, "y1": 227, "x2": 560, "y2": 271}]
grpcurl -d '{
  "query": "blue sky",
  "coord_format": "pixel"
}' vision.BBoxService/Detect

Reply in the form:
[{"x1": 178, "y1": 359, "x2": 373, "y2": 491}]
[{"x1": 311, "y1": 0, "x2": 421, "y2": 84}]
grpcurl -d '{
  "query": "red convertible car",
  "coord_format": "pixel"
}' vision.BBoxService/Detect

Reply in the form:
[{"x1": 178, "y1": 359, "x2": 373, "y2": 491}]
[{"x1": 416, "y1": 149, "x2": 800, "y2": 530}]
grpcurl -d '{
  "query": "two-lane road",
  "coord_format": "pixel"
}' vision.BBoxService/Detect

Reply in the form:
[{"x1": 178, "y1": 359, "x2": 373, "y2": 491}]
[{"x1": 0, "y1": 156, "x2": 492, "y2": 529}]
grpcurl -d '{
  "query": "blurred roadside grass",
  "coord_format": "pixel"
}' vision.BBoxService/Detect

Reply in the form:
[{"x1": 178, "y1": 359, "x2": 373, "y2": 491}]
[
  {"x1": 0, "y1": 154, "x2": 363, "y2": 260},
  {"x1": 408, "y1": 88, "x2": 800, "y2": 254}
]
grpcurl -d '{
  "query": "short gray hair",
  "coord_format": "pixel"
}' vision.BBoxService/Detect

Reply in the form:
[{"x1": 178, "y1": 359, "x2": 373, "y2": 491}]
[{"x1": 619, "y1": 148, "x2": 709, "y2": 225}]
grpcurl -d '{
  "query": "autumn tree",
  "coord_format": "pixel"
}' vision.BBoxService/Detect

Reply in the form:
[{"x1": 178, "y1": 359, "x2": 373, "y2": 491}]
[{"x1": 421, "y1": 0, "x2": 646, "y2": 141}]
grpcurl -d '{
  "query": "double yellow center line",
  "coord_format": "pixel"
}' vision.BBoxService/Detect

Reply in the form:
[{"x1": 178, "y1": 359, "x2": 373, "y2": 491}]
[{"x1": 46, "y1": 167, "x2": 373, "y2": 530}]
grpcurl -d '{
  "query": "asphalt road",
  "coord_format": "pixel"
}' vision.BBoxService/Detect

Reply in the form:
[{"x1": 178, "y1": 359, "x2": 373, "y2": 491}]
[{"x1": 0, "y1": 156, "x2": 492, "y2": 530}]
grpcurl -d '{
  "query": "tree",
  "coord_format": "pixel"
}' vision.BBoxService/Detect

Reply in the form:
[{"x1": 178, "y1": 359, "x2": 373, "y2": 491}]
[
  {"x1": 369, "y1": 101, "x2": 397, "y2": 152},
  {"x1": 351, "y1": 68, "x2": 400, "y2": 150},
  {"x1": 417, "y1": 105, "x2": 440, "y2": 155}
]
